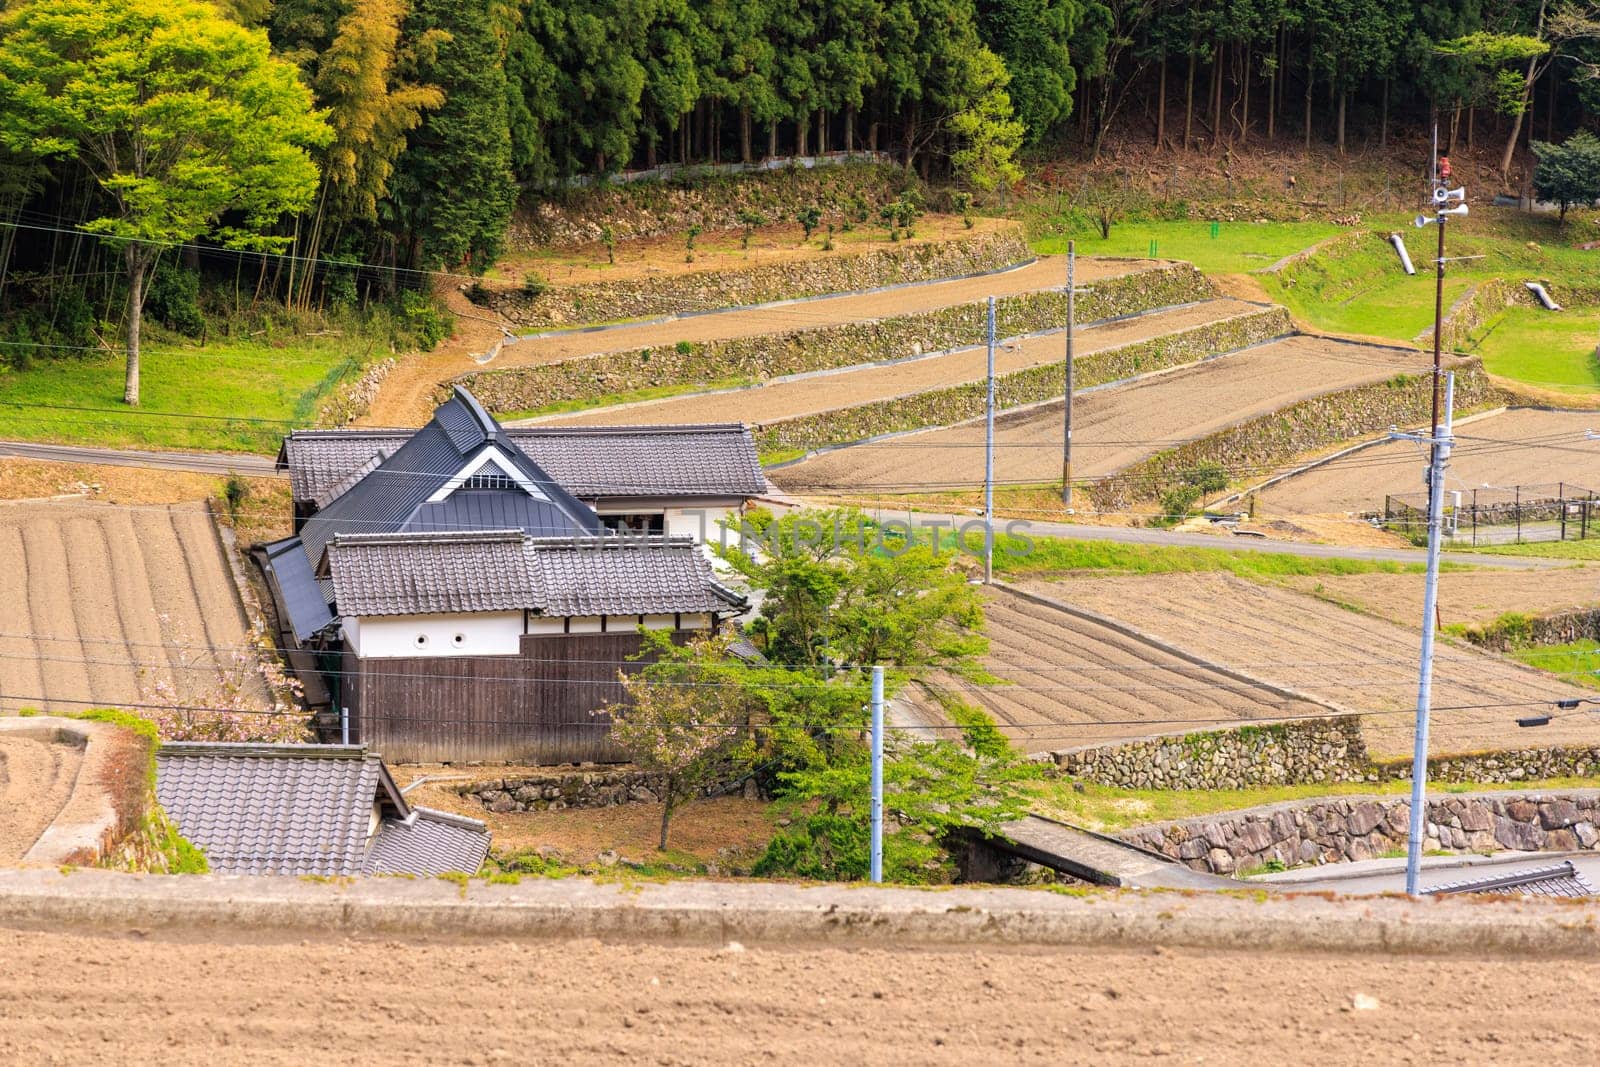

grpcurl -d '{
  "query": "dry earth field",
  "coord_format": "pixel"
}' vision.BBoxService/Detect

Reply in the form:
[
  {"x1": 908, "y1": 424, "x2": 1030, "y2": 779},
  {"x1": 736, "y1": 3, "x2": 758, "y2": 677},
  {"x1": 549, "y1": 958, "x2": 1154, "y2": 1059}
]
[
  {"x1": 537, "y1": 298, "x2": 1264, "y2": 429},
  {"x1": 0, "y1": 736, "x2": 81, "y2": 864},
  {"x1": 1256, "y1": 407, "x2": 1600, "y2": 517},
  {"x1": 917, "y1": 586, "x2": 1330, "y2": 753},
  {"x1": 1021, "y1": 572, "x2": 1600, "y2": 757},
  {"x1": 365, "y1": 252, "x2": 1158, "y2": 426},
  {"x1": 1282, "y1": 567, "x2": 1600, "y2": 628},
  {"x1": 4, "y1": 927, "x2": 1599, "y2": 1065},
  {"x1": 771, "y1": 337, "x2": 1457, "y2": 494},
  {"x1": 0, "y1": 500, "x2": 265, "y2": 714}
]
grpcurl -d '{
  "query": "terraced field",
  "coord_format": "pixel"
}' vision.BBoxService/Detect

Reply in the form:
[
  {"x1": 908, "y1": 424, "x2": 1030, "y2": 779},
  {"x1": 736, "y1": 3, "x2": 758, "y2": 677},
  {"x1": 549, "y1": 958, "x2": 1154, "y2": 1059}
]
[
  {"x1": 0, "y1": 501, "x2": 266, "y2": 714},
  {"x1": 923, "y1": 586, "x2": 1332, "y2": 754},
  {"x1": 1257, "y1": 408, "x2": 1600, "y2": 517},
  {"x1": 1021, "y1": 572, "x2": 1600, "y2": 758},
  {"x1": 0, "y1": 735, "x2": 81, "y2": 864},
  {"x1": 1281, "y1": 567, "x2": 1600, "y2": 628},
  {"x1": 534, "y1": 298, "x2": 1266, "y2": 429},
  {"x1": 772, "y1": 337, "x2": 1451, "y2": 493}
]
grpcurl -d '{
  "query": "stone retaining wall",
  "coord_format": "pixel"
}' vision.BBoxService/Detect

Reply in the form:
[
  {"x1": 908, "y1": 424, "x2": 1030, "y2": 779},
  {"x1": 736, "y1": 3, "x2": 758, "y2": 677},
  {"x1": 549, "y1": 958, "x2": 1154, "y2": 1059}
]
[
  {"x1": 456, "y1": 768, "x2": 752, "y2": 813},
  {"x1": 1122, "y1": 790, "x2": 1600, "y2": 875},
  {"x1": 1453, "y1": 608, "x2": 1600, "y2": 652},
  {"x1": 1040, "y1": 717, "x2": 1371, "y2": 791},
  {"x1": 493, "y1": 227, "x2": 1032, "y2": 327},
  {"x1": 1086, "y1": 359, "x2": 1504, "y2": 508},
  {"x1": 454, "y1": 263, "x2": 1214, "y2": 415},
  {"x1": 753, "y1": 307, "x2": 1291, "y2": 455}
]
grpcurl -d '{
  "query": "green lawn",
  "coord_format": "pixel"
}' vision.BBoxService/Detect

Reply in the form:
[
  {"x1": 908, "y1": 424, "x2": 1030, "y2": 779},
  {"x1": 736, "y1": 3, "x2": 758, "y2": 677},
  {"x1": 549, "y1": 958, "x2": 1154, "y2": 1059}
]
[
  {"x1": 1033, "y1": 220, "x2": 1342, "y2": 275},
  {"x1": 1458, "y1": 539, "x2": 1600, "y2": 561},
  {"x1": 0, "y1": 338, "x2": 360, "y2": 453},
  {"x1": 1470, "y1": 306, "x2": 1600, "y2": 394},
  {"x1": 1512, "y1": 639, "x2": 1600, "y2": 690},
  {"x1": 985, "y1": 533, "x2": 1441, "y2": 579}
]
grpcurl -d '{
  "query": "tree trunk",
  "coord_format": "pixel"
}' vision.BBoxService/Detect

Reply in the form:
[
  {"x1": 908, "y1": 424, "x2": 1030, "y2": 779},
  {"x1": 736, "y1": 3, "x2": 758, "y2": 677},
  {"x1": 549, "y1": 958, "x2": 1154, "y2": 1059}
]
[
  {"x1": 769, "y1": 122, "x2": 779, "y2": 159},
  {"x1": 1156, "y1": 56, "x2": 1167, "y2": 147},
  {"x1": 797, "y1": 111, "x2": 808, "y2": 157},
  {"x1": 1303, "y1": 38, "x2": 1314, "y2": 153},
  {"x1": 1448, "y1": 102, "x2": 1460, "y2": 155},
  {"x1": 1267, "y1": 27, "x2": 1277, "y2": 141},
  {"x1": 868, "y1": 121, "x2": 879, "y2": 152},
  {"x1": 1467, "y1": 106, "x2": 1474, "y2": 151},
  {"x1": 123, "y1": 245, "x2": 149, "y2": 406},
  {"x1": 1209, "y1": 49, "x2": 1221, "y2": 144},
  {"x1": 1337, "y1": 91, "x2": 1346, "y2": 155},
  {"x1": 1184, "y1": 47, "x2": 1196, "y2": 149},
  {"x1": 1380, "y1": 79, "x2": 1389, "y2": 149},
  {"x1": 845, "y1": 105, "x2": 856, "y2": 152},
  {"x1": 658, "y1": 774, "x2": 676, "y2": 850},
  {"x1": 1239, "y1": 44, "x2": 1250, "y2": 143},
  {"x1": 817, "y1": 108, "x2": 827, "y2": 155},
  {"x1": 740, "y1": 105, "x2": 752, "y2": 163},
  {"x1": 1501, "y1": 1, "x2": 1548, "y2": 185}
]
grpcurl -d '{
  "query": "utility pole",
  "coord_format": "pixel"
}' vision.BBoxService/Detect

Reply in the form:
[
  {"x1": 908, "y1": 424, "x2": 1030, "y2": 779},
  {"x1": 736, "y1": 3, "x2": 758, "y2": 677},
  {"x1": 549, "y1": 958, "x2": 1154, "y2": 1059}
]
[
  {"x1": 1393, "y1": 372, "x2": 1455, "y2": 895},
  {"x1": 1061, "y1": 242, "x2": 1093, "y2": 510},
  {"x1": 869, "y1": 665, "x2": 884, "y2": 884},
  {"x1": 984, "y1": 296, "x2": 996, "y2": 584}
]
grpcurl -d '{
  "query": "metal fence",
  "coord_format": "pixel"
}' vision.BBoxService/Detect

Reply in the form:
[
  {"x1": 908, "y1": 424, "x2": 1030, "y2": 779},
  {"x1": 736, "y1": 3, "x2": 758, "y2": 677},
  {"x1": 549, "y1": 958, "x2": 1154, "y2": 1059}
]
[{"x1": 1384, "y1": 483, "x2": 1600, "y2": 546}]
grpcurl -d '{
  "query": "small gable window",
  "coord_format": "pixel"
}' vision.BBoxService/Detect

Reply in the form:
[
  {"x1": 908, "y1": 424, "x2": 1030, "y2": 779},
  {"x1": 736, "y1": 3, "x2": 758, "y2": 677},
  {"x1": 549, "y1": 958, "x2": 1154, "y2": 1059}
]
[{"x1": 463, "y1": 471, "x2": 516, "y2": 491}]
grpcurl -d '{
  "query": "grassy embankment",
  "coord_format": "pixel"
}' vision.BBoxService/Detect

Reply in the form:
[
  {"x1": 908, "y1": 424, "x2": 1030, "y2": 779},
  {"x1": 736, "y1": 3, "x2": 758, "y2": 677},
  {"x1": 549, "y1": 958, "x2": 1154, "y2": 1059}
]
[{"x1": 981, "y1": 533, "x2": 1440, "y2": 579}]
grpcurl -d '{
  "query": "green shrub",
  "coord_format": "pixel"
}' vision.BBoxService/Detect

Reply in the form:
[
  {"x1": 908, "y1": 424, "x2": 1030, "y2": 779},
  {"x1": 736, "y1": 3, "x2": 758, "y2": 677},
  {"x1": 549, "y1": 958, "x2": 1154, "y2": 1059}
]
[
  {"x1": 1183, "y1": 461, "x2": 1229, "y2": 494},
  {"x1": 521, "y1": 272, "x2": 548, "y2": 298},
  {"x1": 398, "y1": 290, "x2": 453, "y2": 351},
  {"x1": 146, "y1": 265, "x2": 206, "y2": 338}
]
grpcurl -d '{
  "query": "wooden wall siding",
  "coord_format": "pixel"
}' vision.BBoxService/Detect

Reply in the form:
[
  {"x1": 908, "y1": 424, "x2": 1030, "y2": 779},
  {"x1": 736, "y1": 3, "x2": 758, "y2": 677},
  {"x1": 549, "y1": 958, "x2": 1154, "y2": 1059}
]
[{"x1": 343, "y1": 633, "x2": 680, "y2": 764}]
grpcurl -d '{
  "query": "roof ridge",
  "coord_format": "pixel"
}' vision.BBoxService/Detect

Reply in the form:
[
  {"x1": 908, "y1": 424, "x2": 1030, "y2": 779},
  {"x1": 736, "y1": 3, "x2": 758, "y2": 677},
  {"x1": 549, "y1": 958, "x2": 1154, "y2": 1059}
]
[
  {"x1": 158, "y1": 742, "x2": 370, "y2": 759},
  {"x1": 407, "y1": 806, "x2": 489, "y2": 831},
  {"x1": 508, "y1": 423, "x2": 751, "y2": 435},
  {"x1": 525, "y1": 534, "x2": 697, "y2": 550},
  {"x1": 331, "y1": 529, "x2": 528, "y2": 547}
]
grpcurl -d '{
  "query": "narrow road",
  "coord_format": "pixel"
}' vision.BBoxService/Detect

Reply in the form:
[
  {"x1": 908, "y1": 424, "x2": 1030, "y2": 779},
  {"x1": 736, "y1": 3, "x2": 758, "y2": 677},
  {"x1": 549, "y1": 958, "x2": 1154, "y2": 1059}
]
[
  {"x1": 0, "y1": 440, "x2": 279, "y2": 477},
  {"x1": 997, "y1": 815, "x2": 1233, "y2": 889}
]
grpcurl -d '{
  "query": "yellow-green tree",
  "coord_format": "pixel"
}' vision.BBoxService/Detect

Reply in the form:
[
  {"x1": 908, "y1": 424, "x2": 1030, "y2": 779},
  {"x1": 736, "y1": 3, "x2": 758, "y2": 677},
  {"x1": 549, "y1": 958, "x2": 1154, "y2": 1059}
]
[{"x1": 0, "y1": 0, "x2": 329, "y2": 404}]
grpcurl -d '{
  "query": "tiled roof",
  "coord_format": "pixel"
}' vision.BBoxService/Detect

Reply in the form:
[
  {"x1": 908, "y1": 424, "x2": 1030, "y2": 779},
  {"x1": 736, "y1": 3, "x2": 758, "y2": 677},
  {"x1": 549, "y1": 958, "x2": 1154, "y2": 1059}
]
[
  {"x1": 529, "y1": 535, "x2": 746, "y2": 616},
  {"x1": 155, "y1": 743, "x2": 397, "y2": 876},
  {"x1": 365, "y1": 807, "x2": 492, "y2": 876},
  {"x1": 279, "y1": 422, "x2": 767, "y2": 507},
  {"x1": 324, "y1": 530, "x2": 541, "y2": 616},
  {"x1": 155, "y1": 743, "x2": 490, "y2": 877},
  {"x1": 321, "y1": 530, "x2": 746, "y2": 618},
  {"x1": 1424, "y1": 861, "x2": 1597, "y2": 899},
  {"x1": 512, "y1": 424, "x2": 768, "y2": 498}
]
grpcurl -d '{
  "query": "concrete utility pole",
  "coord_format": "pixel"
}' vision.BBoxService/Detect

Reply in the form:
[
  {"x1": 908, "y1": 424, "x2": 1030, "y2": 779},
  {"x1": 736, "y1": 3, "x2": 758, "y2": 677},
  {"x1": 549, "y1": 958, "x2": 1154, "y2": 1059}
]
[
  {"x1": 984, "y1": 296, "x2": 996, "y2": 584},
  {"x1": 1061, "y1": 242, "x2": 1093, "y2": 509},
  {"x1": 1393, "y1": 372, "x2": 1455, "y2": 895},
  {"x1": 869, "y1": 665, "x2": 884, "y2": 884}
]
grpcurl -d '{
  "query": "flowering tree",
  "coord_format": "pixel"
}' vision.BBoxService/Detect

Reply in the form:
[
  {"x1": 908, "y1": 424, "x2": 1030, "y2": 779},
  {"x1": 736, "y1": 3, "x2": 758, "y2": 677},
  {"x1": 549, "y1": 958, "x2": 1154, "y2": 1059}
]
[
  {"x1": 141, "y1": 615, "x2": 308, "y2": 743},
  {"x1": 602, "y1": 632, "x2": 756, "y2": 851}
]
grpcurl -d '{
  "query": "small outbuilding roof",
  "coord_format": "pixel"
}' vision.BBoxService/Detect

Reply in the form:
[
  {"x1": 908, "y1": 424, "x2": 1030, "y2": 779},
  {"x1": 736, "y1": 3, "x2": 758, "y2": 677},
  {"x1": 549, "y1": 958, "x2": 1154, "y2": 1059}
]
[
  {"x1": 320, "y1": 530, "x2": 745, "y2": 618},
  {"x1": 155, "y1": 742, "x2": 489, "y2": 877},
  {"x1": 1424, "y1": 860, "x2": 1597, "y2": 899}
]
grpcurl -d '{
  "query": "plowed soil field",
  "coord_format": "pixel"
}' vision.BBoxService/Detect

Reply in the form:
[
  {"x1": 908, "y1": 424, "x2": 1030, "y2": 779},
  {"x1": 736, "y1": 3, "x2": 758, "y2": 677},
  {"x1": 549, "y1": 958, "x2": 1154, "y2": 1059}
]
[
  {"x1": 0, "y1": 736, "x2": 81, "y2": 863},
  {"x1": 773, "y1": 337, "x2": 1453, "y2": 493},
  {"x1": 367, "y1": 255, "x2": 1159, "y2": 426},
  {"x1": 1281, "y1": 567, "x2": 1600, "y2": 628},
  {"x1": 537, "y1": 298, "x2": 1265, "y2": 428},
  {"x1": 0, "y1": 500, "x2": 266, "y2": 714},
  {"x1": 1256, "y1": 408, "x2": 1600, "y2": 517},
  {"x1": 929, "y1": 586, "x2": 1331, "y2": 754},
  {"x1": 1021, "y1": 572, "x2": 1600, "y2": 757}
]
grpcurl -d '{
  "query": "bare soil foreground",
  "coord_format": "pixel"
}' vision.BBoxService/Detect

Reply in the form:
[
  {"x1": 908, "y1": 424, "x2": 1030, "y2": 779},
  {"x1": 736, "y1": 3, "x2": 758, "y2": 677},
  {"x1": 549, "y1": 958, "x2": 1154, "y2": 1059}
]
[
  {"x1": 366, "y1": 255, "x2": 1154, "y2": 426},
  {"x1": 539, "y1": 298, "x2": 1262, "y2": 428},
  {"x1": 1257, "y1": 408, "x2": 1600, "y2": 516},
  {"x1": 1282, "y1": 567, "x2": 1600, "y2": 628},
  {"x1": 1024, "y1": 573, "x2": 1600, "y2": 757},
  {"x1": 0, "y1": 737, "x2": 81, "y2": 863},
  {"x1": 774, "y1": 337, "x2": 1450, "y2": 494},
  {"x1": 3, "y1": 925, "x2": 1598, "y2": 1065},
  {"x1": 922, "y1": 587, "x2": 1330, "y2": 753},
  {"x1": 0, "y1": 500, "x2": 264, "y2": 713}
]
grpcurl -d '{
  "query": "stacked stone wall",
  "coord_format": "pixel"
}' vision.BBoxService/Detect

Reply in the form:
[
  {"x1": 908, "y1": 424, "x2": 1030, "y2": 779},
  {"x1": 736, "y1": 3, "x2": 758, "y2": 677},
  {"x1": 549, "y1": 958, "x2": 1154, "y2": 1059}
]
[{"x1": 457, "y1": 768, "x2": 752, "y2": 813}]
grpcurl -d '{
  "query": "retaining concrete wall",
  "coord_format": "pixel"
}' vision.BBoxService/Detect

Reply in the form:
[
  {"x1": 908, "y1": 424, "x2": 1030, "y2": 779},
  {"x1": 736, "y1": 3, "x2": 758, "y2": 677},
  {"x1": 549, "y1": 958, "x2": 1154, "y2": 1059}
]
[
  {"x1": 1086, "y1": 359, "x2": 1504, "y2": 508},
  {"x1": 753, "y1": 306, "x2": 1290, "y2": 454},
  {"x1": 493, "y1": 228, "x2": 1033, "y2": 327},
  {"x1": 1122, "y1": 790, "x2": 1600, "y2": 875},
  {"x1": 452, "y1": 263, "x2": 1214, "y2": 415}
]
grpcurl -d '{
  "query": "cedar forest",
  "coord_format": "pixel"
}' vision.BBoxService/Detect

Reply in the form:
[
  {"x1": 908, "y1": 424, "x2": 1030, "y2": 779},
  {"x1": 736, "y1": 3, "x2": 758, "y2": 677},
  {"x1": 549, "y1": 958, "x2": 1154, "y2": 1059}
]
[{"x1": 0, "y1": 0, "x2": 1598, "y2": 401}]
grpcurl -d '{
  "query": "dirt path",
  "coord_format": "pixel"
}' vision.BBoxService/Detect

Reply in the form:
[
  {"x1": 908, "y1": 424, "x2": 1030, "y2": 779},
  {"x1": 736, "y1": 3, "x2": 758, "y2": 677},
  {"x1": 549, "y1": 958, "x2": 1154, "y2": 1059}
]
[
  {"x1": 365, "y1": 256, "x2": 1158, "y2": 427},
  {"x1": 932, "y1": 587, "x2": 1329, "y2": 754},
  {"x1": 0, "y1": 737, "x2": 82, "y2": 864},
  {"x1": 773, "y1": 336, "x2": 1448, "y2": 493},
  {"x1": 536, "y1": 298, "x2": 1263, "y2": 428},
  {"x1": 1022, "y1": 572, "x2": 1600, "y2": 758},
  {"x1": 1257, "y1": 408, "x2": 1600, "y2": 517},
  {"x1": 1281, "y1": 568, "x2": 1600, "y2": 628},
  {"x1": 2, "y1": 925, "x2": 1596, "y2": 1065},
  {"x1": 0, "y1": 501, "x2": 264, "y2": 714}
]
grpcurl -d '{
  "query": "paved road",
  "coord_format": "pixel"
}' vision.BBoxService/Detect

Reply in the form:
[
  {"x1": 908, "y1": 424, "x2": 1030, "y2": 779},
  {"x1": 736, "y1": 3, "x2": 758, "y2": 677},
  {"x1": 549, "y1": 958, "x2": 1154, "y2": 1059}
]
[
  {"x1": 1250, "y1": 850, "x2": 1600, "y2": 896},
  {"x1": 0, "y1": 440, "x2": 279, "y2": 477},
  {"x1": 859, "y1": 507, "x2": 1565, "y2": 569}
]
